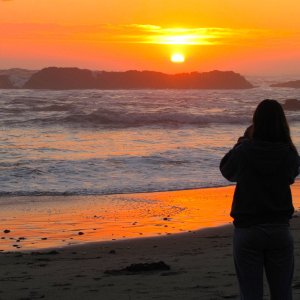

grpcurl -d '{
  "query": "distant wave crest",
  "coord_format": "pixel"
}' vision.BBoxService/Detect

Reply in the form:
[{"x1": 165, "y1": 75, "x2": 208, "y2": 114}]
[
  {"x1": 59, "y1": 109, "x2": 248, "y2": 127},
  {"x1": 7, "y1": 108, "x2": 300, "y2": 127}
]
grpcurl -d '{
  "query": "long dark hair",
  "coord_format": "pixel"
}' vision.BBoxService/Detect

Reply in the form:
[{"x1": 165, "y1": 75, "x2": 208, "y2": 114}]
[{"x1": 252, "y1": 99, "x2": 296, "y2": 150}]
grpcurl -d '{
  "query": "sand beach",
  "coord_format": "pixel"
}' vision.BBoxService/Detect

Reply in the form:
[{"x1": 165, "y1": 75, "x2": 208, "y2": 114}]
[{"x1": 1, "y1": 183, "x2": 300, "y2": 299}]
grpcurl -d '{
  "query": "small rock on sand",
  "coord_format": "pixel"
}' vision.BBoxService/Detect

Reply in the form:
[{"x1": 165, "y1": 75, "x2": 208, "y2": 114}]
[{"x1": 104, "y1": 261, "x2": 170, "y2": 275}]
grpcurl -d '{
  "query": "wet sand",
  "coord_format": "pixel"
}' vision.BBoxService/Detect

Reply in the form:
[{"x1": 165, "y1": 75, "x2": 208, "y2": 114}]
[
  {"x1": 0, "y1": 185, "x2": 240, "y2": 251},
  {"x1": 1, "y1": 183, "x2": 300, "y2": 299}
]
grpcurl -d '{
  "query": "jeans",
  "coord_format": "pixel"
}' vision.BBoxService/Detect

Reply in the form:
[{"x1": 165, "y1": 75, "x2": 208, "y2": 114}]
[{"x1": 233, "y1": 224, "x2": 294, "y2": 300}]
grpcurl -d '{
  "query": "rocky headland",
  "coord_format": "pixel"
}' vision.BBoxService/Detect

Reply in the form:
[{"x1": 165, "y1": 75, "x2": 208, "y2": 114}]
[
  {"x1": 271, "y1": 80, "x2": 300, "y2": 88},
  {"x1": 0, "y1": 67, "x2": 254, "y2": 89}
]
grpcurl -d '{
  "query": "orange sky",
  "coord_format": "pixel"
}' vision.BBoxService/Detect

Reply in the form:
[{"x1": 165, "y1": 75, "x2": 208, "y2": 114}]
[{"x1": 1, "y1": 0, "x2": 300, "y2": 75}]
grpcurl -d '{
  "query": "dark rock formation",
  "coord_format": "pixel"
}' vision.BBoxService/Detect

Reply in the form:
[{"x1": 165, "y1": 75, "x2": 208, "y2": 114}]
[
  {"x1": 23, "y1": 67, "x2": 253, "y2": 90},
  {"x1": 0, "y1": 75, "x2": 14, "y2": 89},
  {"x1": 95, "y1": 70, "x2": 253, "y2": 89},
  {"x1": 282, "y1": 99, "x2": 300, "y2": 110},
  {"x1": 24, "y1": 67, "x2": 97, "y2": 89},
  {"x1": 271, "y1": 80, "x2": 300, "y2": 88}
]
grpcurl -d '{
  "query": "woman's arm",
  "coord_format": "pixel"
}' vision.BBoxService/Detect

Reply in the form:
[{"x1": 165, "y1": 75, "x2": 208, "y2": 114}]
[
  {"x1": 219, "y1": 143, "x2": 244, "y2": 182},
  {"x1": 219, "y1": 126, "x2": 252, "y2": 182}
]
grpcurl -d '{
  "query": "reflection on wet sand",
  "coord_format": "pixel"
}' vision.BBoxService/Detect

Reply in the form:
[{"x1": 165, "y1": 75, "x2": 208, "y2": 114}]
[{"x1": 1, "y1": 181, "x2": 300, "y2": 251}]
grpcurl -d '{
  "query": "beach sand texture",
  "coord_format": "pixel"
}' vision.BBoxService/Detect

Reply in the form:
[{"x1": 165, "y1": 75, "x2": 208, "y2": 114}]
[{"x1": 1, "y1": 183, "x2": 300, "y2": 299}]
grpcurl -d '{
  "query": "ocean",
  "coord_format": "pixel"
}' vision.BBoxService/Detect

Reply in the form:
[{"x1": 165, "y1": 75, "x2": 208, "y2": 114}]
[{"x1": 1, "y1": 78, "x2": 300, "y2": 197}]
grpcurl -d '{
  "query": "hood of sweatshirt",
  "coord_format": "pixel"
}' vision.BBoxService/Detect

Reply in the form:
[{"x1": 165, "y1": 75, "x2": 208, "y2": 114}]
[{"x1": 242, "y1": 139, "x2": 291, "y2": 176}]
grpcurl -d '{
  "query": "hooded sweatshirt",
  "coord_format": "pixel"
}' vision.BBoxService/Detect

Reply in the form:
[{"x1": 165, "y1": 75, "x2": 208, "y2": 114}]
[{"x1": 220, "y1": 138, "x2": 300, "y2": 227}]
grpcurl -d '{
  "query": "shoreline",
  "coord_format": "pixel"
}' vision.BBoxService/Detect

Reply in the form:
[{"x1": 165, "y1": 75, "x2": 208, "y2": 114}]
[
  {"x1": 1, "y1": 182, "x2": 300, "y2": 252},
  {"x1": 2, "y1": 177, "x2": 298, "y2": 201},
  {"x1": 0, "y1": 182, "x2": 236, "y2": 198}
]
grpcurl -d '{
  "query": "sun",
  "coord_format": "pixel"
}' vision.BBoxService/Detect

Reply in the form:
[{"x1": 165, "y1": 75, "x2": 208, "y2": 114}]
[{"x1": 170, "y1": 53, "x2": 185, "y2": 63}]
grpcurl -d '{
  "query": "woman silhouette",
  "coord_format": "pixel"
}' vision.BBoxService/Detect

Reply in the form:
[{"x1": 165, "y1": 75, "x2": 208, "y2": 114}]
[{"x1": 220, "y1": 99, "x2": 300, "y2": 299}]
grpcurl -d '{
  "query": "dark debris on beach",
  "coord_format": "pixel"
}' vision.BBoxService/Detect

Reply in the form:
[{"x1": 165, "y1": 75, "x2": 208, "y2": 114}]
[{"x1": 104, "y1": 261, "x2": 170, "y2": 275}]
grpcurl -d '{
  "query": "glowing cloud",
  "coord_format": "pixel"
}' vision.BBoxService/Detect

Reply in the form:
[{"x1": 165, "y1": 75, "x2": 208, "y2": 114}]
[
  {"x1": 121, "y1": 25, "x2": 268, "y2": 46},
  {"x1": 0, "y1": 23, "x2": 271, "y2": 46}
]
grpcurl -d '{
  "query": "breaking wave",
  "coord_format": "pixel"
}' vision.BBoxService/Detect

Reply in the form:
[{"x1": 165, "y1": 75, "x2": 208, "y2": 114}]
[{"x1": 62, "y1": 110, "x2": 249, "y2": 127}]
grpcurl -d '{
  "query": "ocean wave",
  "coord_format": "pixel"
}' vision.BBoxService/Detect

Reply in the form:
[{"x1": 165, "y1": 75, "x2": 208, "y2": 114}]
[
  {"x1": 3, "y1": 88, "x2": 300, "y2": 128},
  {"x1": 7, "y1": 108, "x2": 298, "y2": 128},
  {"x1": 4, "y1": 111, "x2": 252, "y2": 128},
  {"x1": 32, "y1": 104, "x2": 74, "y2": 112},
  {"x1": 0, "y1": 181, "x2": 227, "y2": 197},
  {"x1": 60, "y1": 109, "x2": 250, "y2": 127}
]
